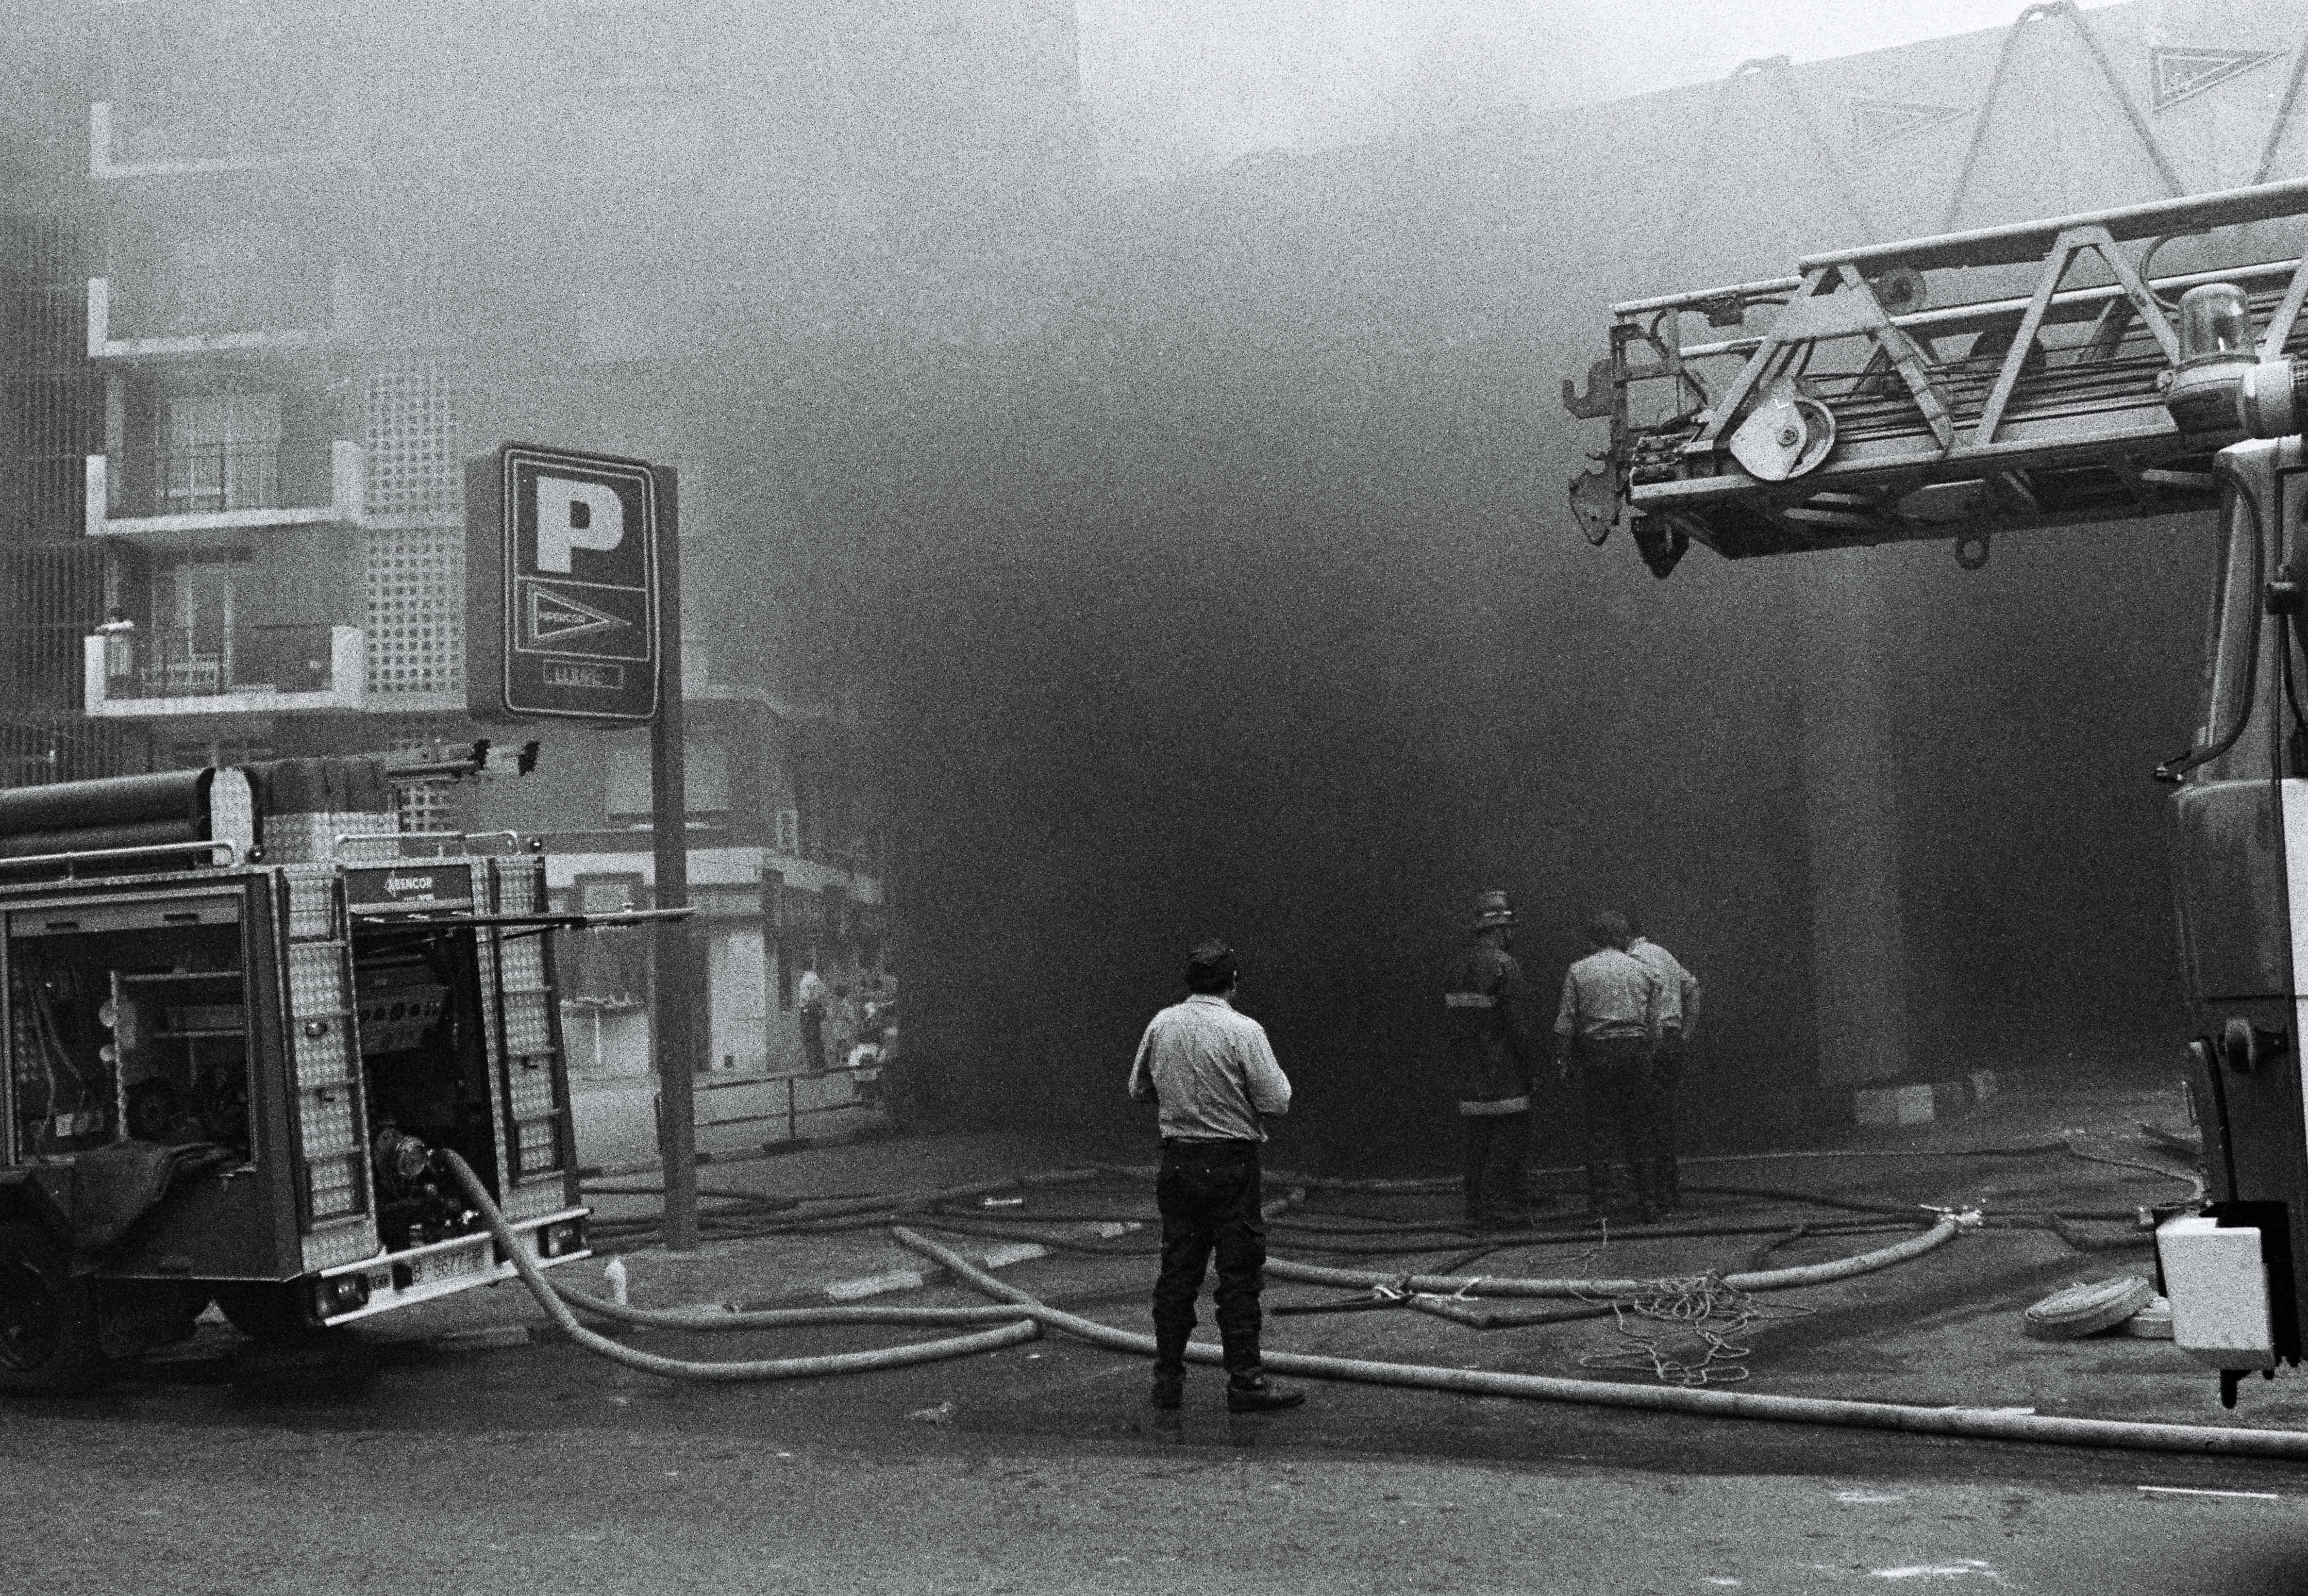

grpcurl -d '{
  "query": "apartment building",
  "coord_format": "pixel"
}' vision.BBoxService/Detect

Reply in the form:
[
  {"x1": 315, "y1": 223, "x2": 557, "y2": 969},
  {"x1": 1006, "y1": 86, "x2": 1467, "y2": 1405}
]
[{"x1": 0, "y1": 0, "x2": 1083, "y2": 1084}]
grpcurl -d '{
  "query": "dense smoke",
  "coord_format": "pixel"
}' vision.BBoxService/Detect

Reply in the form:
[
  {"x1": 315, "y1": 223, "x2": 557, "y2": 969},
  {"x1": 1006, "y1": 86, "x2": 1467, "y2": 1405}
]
[{"x1": 0, "y1": 0, "x2": 2216, "y2": 1169}]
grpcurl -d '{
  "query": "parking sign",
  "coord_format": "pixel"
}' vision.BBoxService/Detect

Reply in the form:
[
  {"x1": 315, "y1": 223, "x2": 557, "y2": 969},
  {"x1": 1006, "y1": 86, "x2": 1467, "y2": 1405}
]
[{"x1": 467, "y1": 444, "x2": 663, "y2": 722}]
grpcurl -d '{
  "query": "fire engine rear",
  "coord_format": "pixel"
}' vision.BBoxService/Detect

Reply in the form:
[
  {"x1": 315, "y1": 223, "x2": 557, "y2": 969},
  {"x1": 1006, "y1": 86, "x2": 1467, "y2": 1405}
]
[{"x1": 0, "y1": 757, "x2": 625, "y2": 1393}]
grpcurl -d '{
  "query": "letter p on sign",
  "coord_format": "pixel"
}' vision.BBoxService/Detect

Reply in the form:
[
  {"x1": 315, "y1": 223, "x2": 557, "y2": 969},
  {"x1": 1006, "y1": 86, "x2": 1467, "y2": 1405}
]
[{"x1": 536, "y1": 476, "x2": 625, "y2": 573}]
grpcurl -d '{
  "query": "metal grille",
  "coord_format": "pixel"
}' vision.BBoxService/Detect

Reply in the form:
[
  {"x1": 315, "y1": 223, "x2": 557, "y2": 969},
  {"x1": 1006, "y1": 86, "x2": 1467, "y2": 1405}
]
[
  {"x1": 362, "y1": 357, "x2": 462, "y2": 518},
  {"x1": 492, "y1": 861, "x2": 570, "y2": 1213},
  {"x1": 0, "y1": 721, "x2": 149, "y2": 788},
  {"x1": 283, "y1": 870, "x2": 341, "y2": 943},
  {"x1": 302, "y1": 1218, "x2": 379, "y2": 1272},
  {"x1": 363, "y1": 524, "x2": 463, "y2": 698},
  {"x1": 287, "y1": 938, "x2": 372, "y2": 1248},
  {"x1": 1, "y1": 214, "x2": 96, "y2": 541},
  {"x1": 0, "y1": 543, "x2": 109, "y2": 717}
]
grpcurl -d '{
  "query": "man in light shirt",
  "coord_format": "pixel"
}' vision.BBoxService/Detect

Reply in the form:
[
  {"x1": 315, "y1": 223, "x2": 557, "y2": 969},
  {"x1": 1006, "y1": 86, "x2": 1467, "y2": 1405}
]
[
  {"x1": 1553, "y1": 910, "x2": 1664, "y2": 1223},
  {"x1": 1127, "y1": 939, "x2": 1303, "y2": 1415},
  {"x1": 795, "y1": 966, "x2": 827, "y2": 1071},
  {"x1": 1627, "y1": 912, "x2": 1702, "y2": 1213}
]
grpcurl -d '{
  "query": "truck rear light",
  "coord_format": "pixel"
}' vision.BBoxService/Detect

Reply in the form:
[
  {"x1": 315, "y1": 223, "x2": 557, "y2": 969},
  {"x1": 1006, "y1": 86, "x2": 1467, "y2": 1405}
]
[
  {"x1": 537, "y1": 1220, "x2": 584, "y2": 1259},
  {"x1": 315, "y1": 1272, "x2": 372, "y2": 1319}
]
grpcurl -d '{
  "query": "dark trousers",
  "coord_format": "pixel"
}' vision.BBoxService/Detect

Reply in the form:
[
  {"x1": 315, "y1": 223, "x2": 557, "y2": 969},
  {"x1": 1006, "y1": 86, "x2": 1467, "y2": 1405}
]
[
  {"x1": 1577, "y1": 1036, "x2": 1660, "y2": 1205},
  {"x1": 1152, "y1": 1139, "x2": 1267, "y2": 1374},
  {"x1": 1461, "y1": 1110, "x2": 1532, "y2": 1224},
  {"x1": 799, "y1": 1010, "x2": 825, "y2": 1071},
  {"x1": 1652, "y1": 1031, "x2": 1685, "y2": 1169}
]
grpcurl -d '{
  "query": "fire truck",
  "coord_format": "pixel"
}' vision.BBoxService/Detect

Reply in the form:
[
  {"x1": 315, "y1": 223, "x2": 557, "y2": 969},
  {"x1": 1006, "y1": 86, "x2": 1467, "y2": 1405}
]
[
  {"x1": 0, "y1": 756, "x2": 667, "y2": 1393},
  {"x1": 1566, "y1": 174, "x2": 2308, "y2": 1405}
]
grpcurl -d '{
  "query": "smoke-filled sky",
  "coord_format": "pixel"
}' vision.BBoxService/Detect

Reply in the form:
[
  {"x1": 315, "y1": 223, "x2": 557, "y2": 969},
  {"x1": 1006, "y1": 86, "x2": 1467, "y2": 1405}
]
[{"x1": 1084, "y1": 0, "x2": 2129, "y2": 183}]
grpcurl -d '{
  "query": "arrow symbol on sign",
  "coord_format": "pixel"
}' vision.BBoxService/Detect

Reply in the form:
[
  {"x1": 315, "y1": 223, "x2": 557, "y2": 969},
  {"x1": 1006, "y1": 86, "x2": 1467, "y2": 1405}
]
[{"x1": 527, "y1": 584, "x2": 633, "y2": 646}]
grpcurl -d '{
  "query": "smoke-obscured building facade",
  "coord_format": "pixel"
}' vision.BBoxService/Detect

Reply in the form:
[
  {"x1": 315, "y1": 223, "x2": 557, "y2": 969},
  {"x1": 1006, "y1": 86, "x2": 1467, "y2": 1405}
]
[{"x1": 0, "y1": 0, "x2": 1087, "y2": 1081}]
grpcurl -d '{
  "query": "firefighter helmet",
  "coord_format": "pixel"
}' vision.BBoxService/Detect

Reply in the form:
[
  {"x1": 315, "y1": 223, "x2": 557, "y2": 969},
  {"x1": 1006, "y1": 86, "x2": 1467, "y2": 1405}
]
[{"x1": 1471, "y1": 890, "x2": 1517, "y2": 931}]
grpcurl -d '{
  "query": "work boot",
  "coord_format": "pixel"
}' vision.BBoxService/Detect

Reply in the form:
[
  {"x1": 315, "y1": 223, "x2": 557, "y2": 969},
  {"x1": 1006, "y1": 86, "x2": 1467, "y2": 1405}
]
[
  {"x1": 1150, "y1": 1370, "x2": 1184, "y2": 1411},
  {"x1": 1218, "y1": 1331, "x2": 1302, "y2": 1412},
  {"x1": 1225, "y1": 1370, "x2": 1306, "y2": 1413}
]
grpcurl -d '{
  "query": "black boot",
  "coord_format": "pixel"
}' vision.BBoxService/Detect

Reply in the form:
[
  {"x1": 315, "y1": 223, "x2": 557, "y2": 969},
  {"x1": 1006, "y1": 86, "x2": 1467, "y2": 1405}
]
[
  {"x1": 1226, "y1": 1369, "x2": 1306, "y2": 1413},
  {"x1": 1221, "y1": 1332, "x2": 1304, "y2": 1413},
  {"x1": 1150, "y1": 1324, "x2": 1189, "y2": 1411}
]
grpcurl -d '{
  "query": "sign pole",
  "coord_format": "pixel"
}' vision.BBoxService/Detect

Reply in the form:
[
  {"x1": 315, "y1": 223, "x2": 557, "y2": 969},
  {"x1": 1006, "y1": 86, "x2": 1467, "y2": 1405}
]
[
  {"x1": 648, "y1": 465, "x2": 698, "y2": 1250},
  {"x1": 467, "y1": 441, "x2": 686, "y2": 1241}
]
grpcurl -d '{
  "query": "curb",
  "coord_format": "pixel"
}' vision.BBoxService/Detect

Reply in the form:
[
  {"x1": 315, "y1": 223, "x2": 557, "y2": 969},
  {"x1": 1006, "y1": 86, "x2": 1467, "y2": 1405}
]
[{"x1": 1853, "y1": 1069, "x2": 1999, "y2": 1129}]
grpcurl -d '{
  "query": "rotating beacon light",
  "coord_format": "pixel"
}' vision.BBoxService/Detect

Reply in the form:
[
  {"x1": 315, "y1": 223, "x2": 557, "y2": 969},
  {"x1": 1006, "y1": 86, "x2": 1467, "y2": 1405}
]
[{"x1": 2167, "y1": 283, "x2": 2258, "y2": 432}]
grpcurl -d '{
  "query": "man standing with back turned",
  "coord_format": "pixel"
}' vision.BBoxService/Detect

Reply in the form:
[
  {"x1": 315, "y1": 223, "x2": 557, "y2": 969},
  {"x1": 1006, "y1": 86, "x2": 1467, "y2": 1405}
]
[
  {"x1": 1128, "y1": 939, "x2": 1304, "y2": 1414},
  {"x1": 1627, "y1": 911, "x2": 1701, "y2": 1213},
  {"x1": 1554, "y1": 910, "x2": 1664, "y2": 1223}
]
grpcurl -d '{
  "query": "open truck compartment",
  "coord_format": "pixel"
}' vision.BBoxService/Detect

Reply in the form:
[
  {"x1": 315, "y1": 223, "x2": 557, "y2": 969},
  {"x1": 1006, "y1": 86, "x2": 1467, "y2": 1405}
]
[{"x1": 0, "y1": 759, "x2": 598, "y2": 1393}]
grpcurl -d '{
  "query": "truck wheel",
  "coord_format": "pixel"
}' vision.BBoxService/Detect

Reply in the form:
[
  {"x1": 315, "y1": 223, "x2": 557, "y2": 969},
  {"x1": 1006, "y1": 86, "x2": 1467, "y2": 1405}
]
[
  {"x1": 213, "y1": 1283, "x2": 323, "y2": 1344},
  {"x1": 0, "y1": 1220, "x2": 102, "y2": 1395}
]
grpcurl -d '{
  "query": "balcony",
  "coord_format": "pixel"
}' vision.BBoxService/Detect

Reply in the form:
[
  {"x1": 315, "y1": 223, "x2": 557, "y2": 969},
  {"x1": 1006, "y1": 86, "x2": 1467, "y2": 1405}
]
[
  {"x1": 84, "y1": 625, "x2": 366, "y2": 717},
  {"x1": 86, "y1": 441, "x2": 365, "y2": 536},
  {"x1": 87, "y1": 267, "x2": 351, "y2": 360},
  {"x1": 89, "y1": 100, "x2": 345, "y2": 181}
]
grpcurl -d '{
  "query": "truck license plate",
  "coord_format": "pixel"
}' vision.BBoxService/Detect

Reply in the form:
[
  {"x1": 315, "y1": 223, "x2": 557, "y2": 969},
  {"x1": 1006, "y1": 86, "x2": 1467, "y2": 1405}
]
[{"x1": 413, "y1": 1240, "x2": 490, "y2": 1285}]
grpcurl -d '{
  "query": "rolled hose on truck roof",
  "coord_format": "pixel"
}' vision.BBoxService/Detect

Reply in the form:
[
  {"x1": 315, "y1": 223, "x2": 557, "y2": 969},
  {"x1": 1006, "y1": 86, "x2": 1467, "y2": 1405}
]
[{"x1": 445, "y1": 1155, "x2": 2308, "y2": 1457}]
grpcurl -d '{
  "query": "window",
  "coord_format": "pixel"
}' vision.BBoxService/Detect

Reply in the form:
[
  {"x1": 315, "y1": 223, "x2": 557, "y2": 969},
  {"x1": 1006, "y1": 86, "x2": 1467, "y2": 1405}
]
[
  {"x1": 160, "y1": 391, "x2": 284, "y2": 513},
  {"x1": 145, "y1": 555, "x2": 246, "y2": 696},
  {"x1": 560, "y1": 874, "x2": 649, "y2": 1005}
]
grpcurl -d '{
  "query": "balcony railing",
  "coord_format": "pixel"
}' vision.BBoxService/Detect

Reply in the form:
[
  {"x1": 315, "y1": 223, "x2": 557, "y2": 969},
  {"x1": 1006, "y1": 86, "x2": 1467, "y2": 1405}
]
[
  {"x1": 86, "y1": 624, "x2": 367, "y2": 717},
  {"x1": 103, "y1": 625, "x2": 338, "y2": 698},
  {"x1": 117, "y1": 440, "x2": 330, "y2": 517},
  {"x1": 86, "y1": 441, "x2": 365, "y2": 534}
]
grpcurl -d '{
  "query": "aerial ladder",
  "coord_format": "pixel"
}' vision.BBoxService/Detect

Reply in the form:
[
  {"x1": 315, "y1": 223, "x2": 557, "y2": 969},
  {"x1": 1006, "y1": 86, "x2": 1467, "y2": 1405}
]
[{"x1": 1564, "y1": 173, "x2": 2308, "y2": 1406}]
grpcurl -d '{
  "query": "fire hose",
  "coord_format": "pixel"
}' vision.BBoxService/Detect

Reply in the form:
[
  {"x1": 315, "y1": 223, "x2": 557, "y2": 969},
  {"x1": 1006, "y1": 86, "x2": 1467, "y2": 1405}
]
[
  {"x1": 449, "y1": 1155, "x2": 2308, "y2": 1458},
  {"x1": 1260, "y1": 1212, "x2": 1967, "y2": 1297},
  {"x1": 888, "y1": 1228, "x2": 2308, "y2": 1462},
  {"x1": 442, "y1": 1153, "x2": 1044, "y2": 1380}
]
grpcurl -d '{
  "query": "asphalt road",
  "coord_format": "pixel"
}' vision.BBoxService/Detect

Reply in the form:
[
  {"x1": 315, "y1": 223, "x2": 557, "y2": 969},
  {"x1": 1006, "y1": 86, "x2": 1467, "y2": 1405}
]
[
  {"x1": 9, "y1": 1264, "x2": 2308, "y2": 1595},
  {"x1": 15, "y1": 1092, "x2": 2305, "y2": 1594}
]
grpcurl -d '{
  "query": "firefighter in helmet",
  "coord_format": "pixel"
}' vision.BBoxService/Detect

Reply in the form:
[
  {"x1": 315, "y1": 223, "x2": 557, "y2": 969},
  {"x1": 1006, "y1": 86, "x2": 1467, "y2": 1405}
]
[{"x1": 1444, "y1": 889, "x2": 1539, "y2": 1230}]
